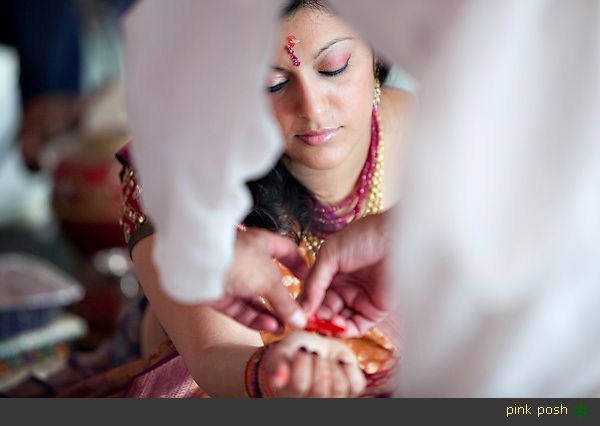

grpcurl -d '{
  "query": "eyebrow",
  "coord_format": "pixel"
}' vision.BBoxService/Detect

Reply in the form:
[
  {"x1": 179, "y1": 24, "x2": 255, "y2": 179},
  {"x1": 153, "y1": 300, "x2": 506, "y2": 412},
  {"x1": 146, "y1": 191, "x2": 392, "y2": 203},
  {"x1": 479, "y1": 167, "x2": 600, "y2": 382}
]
[{"x1": 314, "y1": 37, "x2": 354, "y2": 59}]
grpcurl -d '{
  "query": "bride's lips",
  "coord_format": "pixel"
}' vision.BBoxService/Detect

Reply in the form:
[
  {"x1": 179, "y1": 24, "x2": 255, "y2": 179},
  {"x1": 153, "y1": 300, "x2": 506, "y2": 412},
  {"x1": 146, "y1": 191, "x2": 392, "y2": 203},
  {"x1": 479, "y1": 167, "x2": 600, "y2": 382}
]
[{"x1": 296, "y1": 127, "x2": 339, "y2": 145}]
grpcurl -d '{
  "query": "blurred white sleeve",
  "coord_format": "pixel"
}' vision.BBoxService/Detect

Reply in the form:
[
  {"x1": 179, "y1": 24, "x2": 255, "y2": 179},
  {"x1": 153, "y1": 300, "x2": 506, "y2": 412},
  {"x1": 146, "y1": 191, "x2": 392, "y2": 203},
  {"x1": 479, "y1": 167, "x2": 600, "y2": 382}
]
[
  {"x1": 122, "y1": 0, "x2": 282, "y2": 303},
  {"x1": 335, "y1": 0, "x2": 600, "y2": 396}
]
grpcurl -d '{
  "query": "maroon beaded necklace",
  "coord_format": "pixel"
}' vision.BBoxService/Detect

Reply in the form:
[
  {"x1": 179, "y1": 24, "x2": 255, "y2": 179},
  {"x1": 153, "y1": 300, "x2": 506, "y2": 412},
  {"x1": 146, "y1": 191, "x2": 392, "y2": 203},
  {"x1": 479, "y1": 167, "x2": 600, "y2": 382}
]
[{"x1": 308, "y1": 106, "x2": 381, "y2": 238}]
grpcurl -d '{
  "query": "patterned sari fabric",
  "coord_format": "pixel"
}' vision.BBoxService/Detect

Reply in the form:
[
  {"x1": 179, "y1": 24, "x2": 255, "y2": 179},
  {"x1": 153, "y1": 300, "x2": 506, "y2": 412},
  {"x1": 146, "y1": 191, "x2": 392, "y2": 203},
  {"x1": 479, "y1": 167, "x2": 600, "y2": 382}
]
[
  {"x1": 121, "y1": 346, "x2": 207, "y2": 398},
  {"x1": 60, "y1": 145, "x2": 400, "y2": 398}
]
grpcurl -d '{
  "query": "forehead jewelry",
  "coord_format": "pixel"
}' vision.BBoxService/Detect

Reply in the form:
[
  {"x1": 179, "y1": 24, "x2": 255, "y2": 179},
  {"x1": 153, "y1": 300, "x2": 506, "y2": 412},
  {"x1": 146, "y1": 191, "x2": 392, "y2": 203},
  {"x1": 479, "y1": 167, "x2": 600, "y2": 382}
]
[{"x1": 286, "y1": 36, "x2": 301, "y2": 67}]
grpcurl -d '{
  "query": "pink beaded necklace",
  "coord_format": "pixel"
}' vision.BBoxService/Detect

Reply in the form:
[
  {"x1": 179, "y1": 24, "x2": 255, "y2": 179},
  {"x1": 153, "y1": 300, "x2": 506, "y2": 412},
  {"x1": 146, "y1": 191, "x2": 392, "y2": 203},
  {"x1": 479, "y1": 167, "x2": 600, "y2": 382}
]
[{"x1": 308, "y1": 106, "x2": 382, "y2": 238}]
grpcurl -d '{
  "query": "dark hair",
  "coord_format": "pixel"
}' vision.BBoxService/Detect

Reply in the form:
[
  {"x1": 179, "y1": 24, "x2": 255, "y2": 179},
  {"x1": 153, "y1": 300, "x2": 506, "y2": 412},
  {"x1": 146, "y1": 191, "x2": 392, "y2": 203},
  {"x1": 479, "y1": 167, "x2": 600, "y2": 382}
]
[
  {"x1": 244, "y1": 160, "x2": 314, "y2": 242},
  {"x1": 244, "y1": 0, "x2": 388, "y2": 241},
  {"x1": 281, "y1": 0, "x2": 390, "y2": 82},
  {"x1": 281, "y1": 0, "x2": 330, "y2": 17}
]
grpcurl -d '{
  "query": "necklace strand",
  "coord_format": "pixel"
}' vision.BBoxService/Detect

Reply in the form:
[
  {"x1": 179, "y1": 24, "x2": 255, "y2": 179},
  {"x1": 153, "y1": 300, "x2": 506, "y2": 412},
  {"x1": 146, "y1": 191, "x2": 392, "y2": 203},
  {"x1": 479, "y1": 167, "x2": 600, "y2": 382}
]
[{"x1": 302, "y1": 106, "x2": 384, "y2": 255}]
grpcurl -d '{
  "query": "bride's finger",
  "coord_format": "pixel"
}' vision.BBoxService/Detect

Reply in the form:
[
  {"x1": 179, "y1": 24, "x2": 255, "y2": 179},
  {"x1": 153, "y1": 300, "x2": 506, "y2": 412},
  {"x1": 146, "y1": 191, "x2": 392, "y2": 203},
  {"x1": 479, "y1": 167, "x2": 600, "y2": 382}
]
[
  {"x1": 272, "y1": 359, "x2": 291, "y2": 389},
  {"x1": 284, "y1": 349, "x2": 313, "y2": 397},
  {"x1": 274, "y1": 332, "x2": 326, "y2": 359},
  {"x1": 330, "y1": 360, "x2": 350, "y2": 398},
  {"x1": 341, "y1": 361, "x2": 366, "y2": 397},
  {"x1": 308, "y1": 353, "x2": 331, "y2": 398}
]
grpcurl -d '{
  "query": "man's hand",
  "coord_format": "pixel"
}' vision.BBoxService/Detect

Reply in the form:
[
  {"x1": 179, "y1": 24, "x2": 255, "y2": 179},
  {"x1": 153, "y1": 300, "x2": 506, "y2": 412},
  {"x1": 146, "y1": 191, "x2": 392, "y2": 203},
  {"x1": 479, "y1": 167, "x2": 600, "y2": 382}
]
[
  {"x1": 302, "y1": 212, "x2": 392, "y2": 337},
  {"x1": 210, "y1": 228, "x2": 309, "y2": 333}
]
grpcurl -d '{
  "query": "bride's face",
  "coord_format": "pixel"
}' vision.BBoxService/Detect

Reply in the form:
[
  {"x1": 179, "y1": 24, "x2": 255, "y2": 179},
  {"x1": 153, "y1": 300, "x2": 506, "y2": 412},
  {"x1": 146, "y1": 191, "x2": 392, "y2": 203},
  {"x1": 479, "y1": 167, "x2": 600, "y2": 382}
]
[{"x1": 267, "y1": 8, "x2": 375, "y2": 172}]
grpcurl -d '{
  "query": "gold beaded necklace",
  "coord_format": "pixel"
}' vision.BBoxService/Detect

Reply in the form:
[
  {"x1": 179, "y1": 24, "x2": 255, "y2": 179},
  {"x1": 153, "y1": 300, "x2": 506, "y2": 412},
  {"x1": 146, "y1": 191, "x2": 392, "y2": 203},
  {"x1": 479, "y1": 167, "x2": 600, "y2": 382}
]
[{"x1": 301, "y1": 107, "x2": 384, "y2": 257}]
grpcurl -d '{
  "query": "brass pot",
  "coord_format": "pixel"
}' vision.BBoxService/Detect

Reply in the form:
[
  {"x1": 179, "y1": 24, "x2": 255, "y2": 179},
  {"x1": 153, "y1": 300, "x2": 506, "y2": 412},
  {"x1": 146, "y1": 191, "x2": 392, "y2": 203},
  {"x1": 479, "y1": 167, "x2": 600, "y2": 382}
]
[{"x1": 44, "y1": 130, "x2": 128, "y2": 254}]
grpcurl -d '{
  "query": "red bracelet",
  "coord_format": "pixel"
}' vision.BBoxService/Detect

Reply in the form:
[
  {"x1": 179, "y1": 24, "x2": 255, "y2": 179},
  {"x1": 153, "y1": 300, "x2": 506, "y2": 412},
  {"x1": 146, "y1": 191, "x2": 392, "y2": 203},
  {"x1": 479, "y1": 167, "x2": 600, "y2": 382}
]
[
  {"x1": 256, "y1": 358, "x2": 276, "y2": 398},
  {"x1": 245, "y1": 346, "x2": 278, "y2": 398},
  {"x1": 245, "y1": 347, "x2": 265, "y2": 398}
]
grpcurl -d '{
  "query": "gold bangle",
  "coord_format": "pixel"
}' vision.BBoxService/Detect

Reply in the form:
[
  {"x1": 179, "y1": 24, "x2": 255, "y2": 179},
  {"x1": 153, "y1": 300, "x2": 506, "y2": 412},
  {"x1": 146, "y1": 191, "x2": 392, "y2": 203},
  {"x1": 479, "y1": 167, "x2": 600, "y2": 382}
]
[{"x1": 245, "y1": 347, "x2": 265, "y2": 398}]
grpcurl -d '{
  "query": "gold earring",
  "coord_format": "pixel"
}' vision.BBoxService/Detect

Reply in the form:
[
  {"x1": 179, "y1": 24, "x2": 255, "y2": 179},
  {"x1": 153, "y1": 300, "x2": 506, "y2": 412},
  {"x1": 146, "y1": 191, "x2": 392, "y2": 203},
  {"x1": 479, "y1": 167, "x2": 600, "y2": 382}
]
[{"x1": 373, "y1": 78, "x2": 381, "y2": 108}]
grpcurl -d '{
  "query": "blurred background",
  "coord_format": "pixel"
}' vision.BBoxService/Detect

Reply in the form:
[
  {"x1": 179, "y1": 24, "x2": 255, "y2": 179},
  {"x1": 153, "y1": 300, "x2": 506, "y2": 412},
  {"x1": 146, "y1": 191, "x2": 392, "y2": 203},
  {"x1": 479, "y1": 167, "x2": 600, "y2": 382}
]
[{"x1": 0, "y1": 0, "x2": 137, "y2": 396}]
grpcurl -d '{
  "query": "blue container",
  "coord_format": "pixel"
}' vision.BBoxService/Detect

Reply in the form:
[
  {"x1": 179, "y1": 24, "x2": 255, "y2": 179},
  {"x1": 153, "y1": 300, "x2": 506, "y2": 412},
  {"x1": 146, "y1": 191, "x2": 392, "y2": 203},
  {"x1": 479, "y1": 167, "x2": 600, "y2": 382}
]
[{"x1": 0, "y1": 254, "x2": 84, "y2": 339}]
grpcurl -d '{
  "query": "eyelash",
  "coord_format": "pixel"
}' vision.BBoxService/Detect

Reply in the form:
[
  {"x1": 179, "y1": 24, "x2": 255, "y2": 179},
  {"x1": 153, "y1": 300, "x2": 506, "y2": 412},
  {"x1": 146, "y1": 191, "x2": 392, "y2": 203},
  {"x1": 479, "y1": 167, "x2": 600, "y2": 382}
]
[
  {"x1": 268, "y1": 81, "x2": 287, "y2": 93},
  {"x1": 268, "y1": 59, "x2": 350, "y2": 93},
  {"x1": 320, "y1": 60, "x2": 350, "y2": 77}
]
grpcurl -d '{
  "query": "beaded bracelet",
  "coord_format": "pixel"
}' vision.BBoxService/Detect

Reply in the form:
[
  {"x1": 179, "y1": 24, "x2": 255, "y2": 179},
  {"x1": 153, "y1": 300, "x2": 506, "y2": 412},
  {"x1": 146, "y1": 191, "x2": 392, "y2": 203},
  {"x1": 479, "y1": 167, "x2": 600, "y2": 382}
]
[
  {"x1": 245, "y1": 346, "x2": 278, "y2": 398},
  {"x1": 245, "y1": 347, "x2": 265, "y2": 398}
]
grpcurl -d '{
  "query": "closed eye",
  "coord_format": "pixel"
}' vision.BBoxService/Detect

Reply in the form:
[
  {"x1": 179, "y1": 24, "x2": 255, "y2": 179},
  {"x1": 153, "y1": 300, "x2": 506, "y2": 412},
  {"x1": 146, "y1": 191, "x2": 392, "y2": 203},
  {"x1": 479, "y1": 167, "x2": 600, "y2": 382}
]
[
  {"x1": 320, "y1": 59, "x2": 350, "y2": 77},
  {"x1": 268, "y1": 58, "x2": 350, "y2": 93},
  {"x1": 268, "y1": 80, "x2": 289, "y2": 93}
]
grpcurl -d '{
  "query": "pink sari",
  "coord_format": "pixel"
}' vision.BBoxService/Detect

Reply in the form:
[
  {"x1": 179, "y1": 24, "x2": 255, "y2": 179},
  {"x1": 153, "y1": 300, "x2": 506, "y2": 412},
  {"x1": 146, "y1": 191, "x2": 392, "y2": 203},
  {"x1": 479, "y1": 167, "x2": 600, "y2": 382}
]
[
  {"x1": 122, "y1": 349, "x2": 207, "y2": 398},
  {"x1": 59, "y1": 340, "x2": 208, "y2": 398}
]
